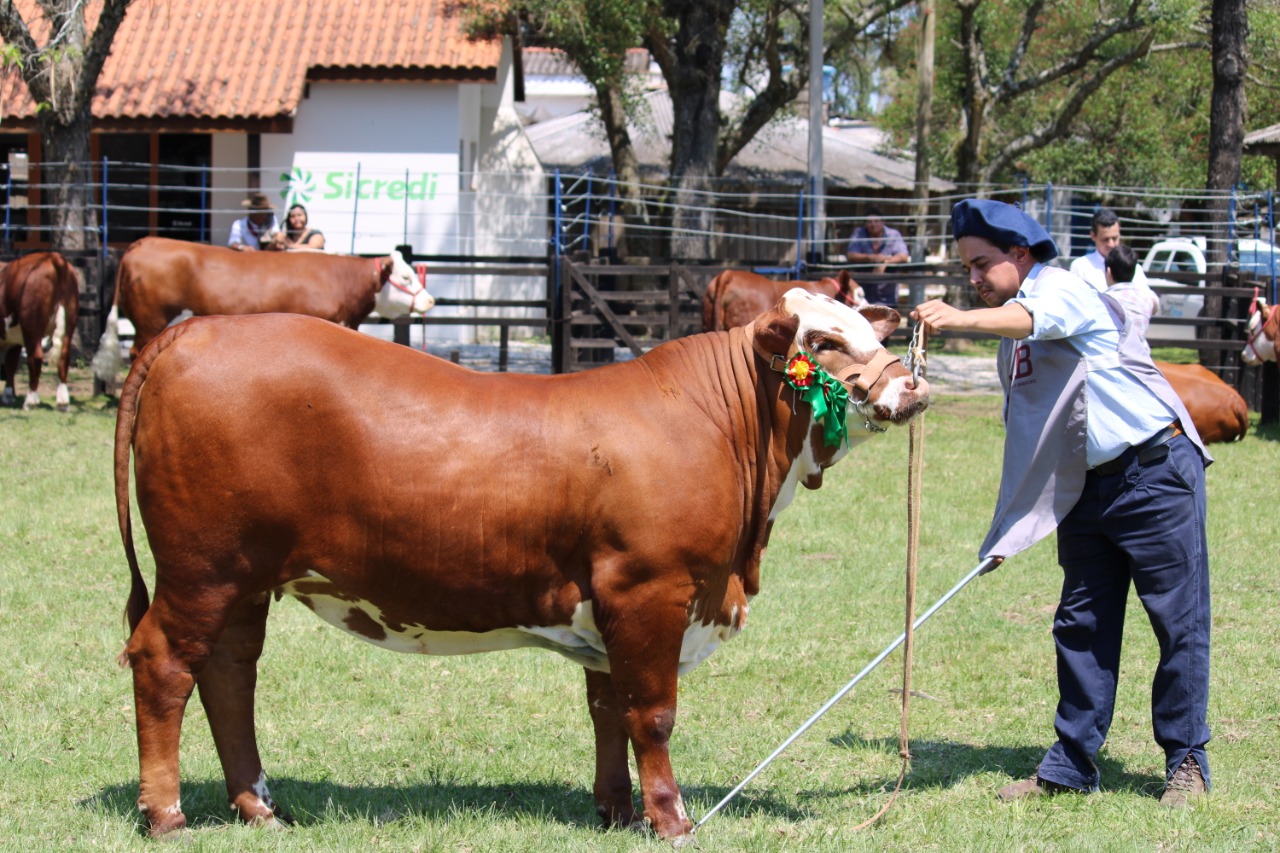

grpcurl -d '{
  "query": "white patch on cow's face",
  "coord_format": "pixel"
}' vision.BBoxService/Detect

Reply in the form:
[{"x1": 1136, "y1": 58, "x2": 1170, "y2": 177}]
[
  {"x1": 374, "y1": 250, "x2": 435, "y2": 318},
  {"x1": 1242, "y1": 305, "x2": 1276, "y2": 365},
  {"x1": 779, "y1": 287, "x2": 926, "y2": 431},
  {"x1": 280, "y1": 578, "x2": 746, "y2": 676}
]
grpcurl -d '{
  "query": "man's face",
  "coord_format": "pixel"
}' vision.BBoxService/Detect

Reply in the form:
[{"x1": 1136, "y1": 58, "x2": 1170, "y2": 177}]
[
  {"x1": 864, "y1": 216, "x2": 885, "y2": 238},
  {"x1": 249, "y1": 210, "x2": 273, "y2": 227},
  {"x1": 958, "y1": 236, "x2": 1031, "y2": 307},
  {"x1": 1091, "y1": 223, "x2": 1120, "y2": 257}
]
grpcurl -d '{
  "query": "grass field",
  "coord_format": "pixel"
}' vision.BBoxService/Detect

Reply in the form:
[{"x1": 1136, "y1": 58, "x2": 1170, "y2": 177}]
[{"x1": 2, "y1": 368, "x2": 1277, "y2": 852}]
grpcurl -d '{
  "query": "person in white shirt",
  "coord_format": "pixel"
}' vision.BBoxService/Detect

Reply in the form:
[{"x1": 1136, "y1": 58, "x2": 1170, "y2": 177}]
[
  {"x1": 1068, "y1": 207, "x2": 1121, "y2": 291},
  {"x1": 228, "y1": 192, "x2": 281, "y2": 251},
  {"x1": 912, "y1": 198, "x2": 1212, "y2": 809},
  {"x1": 1104, "y1": 244, "x2": 1160, "y2": 343}
]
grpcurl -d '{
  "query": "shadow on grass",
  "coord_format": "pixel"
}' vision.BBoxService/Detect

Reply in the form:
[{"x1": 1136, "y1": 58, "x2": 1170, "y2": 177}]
[
  {"x1": 826, "y1": 734, "x2": 1167, "y2": 798},
  {"x1": 84, "y1": 774, "x2": 808, "y2": 835}
]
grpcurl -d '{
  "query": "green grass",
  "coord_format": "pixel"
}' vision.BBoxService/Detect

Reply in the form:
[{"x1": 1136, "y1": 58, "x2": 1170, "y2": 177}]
[{"x1": 2, "y1": 375, "x2": 1278, "y2": 851}]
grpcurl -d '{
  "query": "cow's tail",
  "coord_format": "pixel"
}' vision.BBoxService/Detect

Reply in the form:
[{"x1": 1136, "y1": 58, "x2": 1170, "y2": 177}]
[
  {"x1": 48, "y1": 302, "x2": 67, "y2": 373},
  {"x1": 114, "y1": 326, "x2": 179, "y2": 667},
  {"x1": 91, "y1": 303, "x2": 123, "y2": 389}
]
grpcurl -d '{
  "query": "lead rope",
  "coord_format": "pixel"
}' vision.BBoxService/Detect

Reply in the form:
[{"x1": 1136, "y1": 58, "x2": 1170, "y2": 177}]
[
  {"x1": 694, "y1": 326, "x2": 930, "y2": 837},
  {"x1": 852, "y1": 322, "x2": 927, "y2": 831}
]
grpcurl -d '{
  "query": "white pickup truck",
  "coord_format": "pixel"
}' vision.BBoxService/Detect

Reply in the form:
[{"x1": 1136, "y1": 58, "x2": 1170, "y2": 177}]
[{"x1": 1142, "y1": 236, "x2": 1278, "y2": 340}]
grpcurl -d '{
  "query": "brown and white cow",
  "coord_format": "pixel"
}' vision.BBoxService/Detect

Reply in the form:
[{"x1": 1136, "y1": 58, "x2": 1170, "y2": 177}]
[
  {"x1": 1241, "y1": 296, "x2": 1276, "y2": 366},
  {"x1": 92, "y1": 236, "x2": 434, "y2": 388},
  {"x1": 1, "y1": 252, "x2": 81, "y2": 411},
  {"x1": 114, "y1": 289, "x2": 928, "y2": 845},
  {"x1": 1155, "y1": 362, "x2": 1249, "y2": 444},
  {"x1": 702, "y1": 268, "x2": 866, "y2": 332}
]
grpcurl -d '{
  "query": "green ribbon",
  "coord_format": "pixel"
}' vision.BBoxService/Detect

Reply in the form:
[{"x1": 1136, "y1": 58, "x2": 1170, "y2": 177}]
[{"x1": 783, "y1": 351, "x2": 851, "y2": 449}]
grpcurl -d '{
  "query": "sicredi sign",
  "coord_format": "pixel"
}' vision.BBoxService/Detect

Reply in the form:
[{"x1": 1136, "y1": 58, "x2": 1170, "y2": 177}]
[{"x1": 279, "y1": 153, "x2": 461, "y2": 255}]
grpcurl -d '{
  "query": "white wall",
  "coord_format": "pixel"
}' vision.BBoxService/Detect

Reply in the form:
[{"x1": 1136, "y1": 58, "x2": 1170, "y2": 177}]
[{"x1": 206, "y1": 61, "x2": 550, "y2": 345}]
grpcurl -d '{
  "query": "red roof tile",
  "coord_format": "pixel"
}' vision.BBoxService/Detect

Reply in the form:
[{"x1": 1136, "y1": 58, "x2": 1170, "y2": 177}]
[{"x1": 0, "y1": 0, "x2": 501, "y2": 126}]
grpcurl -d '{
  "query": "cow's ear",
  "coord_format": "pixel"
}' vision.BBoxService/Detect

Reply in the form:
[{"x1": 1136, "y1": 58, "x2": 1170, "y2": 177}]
[
  {"x1": 754, "y1": 305, "x2": 800, "y2": 354},
  {"x1": 859, "y1": 305, "x2": 901, "y2": 342}
]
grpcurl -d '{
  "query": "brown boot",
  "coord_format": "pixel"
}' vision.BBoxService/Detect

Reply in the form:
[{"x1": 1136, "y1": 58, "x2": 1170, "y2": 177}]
[
  {"x1": 998, "y1": 772, "x2": 1081, "y2": 801},
  {"x1": 1159, "y1": 754, "x2": 1206, "y2": 808}
]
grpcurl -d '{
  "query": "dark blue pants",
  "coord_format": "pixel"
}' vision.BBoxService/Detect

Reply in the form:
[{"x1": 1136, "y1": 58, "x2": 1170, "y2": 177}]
[
  {"x1": 860, "y1": 281, "x2": 899, "y2": 307},
  {"x1": 1038, "y1": 434, "x2": 1211, "y2": 792}
]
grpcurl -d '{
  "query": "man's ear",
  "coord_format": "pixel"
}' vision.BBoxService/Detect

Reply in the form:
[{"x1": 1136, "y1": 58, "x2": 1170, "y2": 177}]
[
  {"x1": 753, "y1": 304, "x2": 800, "y2": 354},
  {"x1": 858, "y1": 305, "x2": 901, "y2": 342}
]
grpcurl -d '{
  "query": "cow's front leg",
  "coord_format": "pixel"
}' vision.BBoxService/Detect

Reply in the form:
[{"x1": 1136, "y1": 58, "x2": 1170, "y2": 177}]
[
  {"x1": 583, "y1": 668, "x2": 641, "y2": 829},
  {"x1": 599, "y1": 594, "x2": 694, "y2": 846}
]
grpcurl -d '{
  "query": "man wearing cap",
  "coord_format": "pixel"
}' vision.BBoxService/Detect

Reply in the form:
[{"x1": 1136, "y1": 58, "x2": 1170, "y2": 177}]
[
  {"x1": 912, "y1": 198, "x2": 1212, "y2": 808},
  {"x1": 228, "y1": 192, "x2": 281, "y2": 251}
]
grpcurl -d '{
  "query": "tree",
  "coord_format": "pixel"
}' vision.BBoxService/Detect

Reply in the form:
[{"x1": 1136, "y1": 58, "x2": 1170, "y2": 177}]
[
  {"x1": 474, "y1": 0, "x2": 914, "y2": 258},
  {"x1": 0, "y1": 0, "x2": 135, "y2": 252},
  {"x1": 1206, "y1": 0, "x2": 1247, "y2": 271}
]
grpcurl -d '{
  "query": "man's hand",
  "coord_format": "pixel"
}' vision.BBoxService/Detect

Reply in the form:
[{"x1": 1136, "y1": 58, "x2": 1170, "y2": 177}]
[{"x1": 911, "y1": 299, "x2": 966, "y2": 334}]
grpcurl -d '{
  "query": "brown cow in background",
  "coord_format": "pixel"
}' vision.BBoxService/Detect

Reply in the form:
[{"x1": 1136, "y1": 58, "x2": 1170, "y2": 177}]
[
  {"x1": 1, "y1": 252, "x2": 80, "y2": 411},
  {"x1": 702, "y1": 268, "x2": 866, "y2": 331},
  {"x1": 92, "y1": 237, "x2": 434, "y2": 390},
  {"x1": 1155, "y1": 362, "x2": 1249, "y2": 444}
]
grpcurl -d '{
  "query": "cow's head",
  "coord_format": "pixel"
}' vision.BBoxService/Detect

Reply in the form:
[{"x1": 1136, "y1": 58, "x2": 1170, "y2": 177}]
[
  {"x1": 374, "y1": 251, "x2": 436, "y2": 318},
  {"x1": 1241, "y1": 297, "x2": 1276, "y2": 365},
  {"x1": 752, "y1": 288, "x2": 929, "y2": 494}
]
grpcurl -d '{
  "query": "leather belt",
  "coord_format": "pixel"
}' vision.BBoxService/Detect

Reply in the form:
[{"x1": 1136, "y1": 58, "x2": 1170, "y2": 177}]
[{"x1": 1091, "y1": 423, "x2": 1182, "y2": 477}]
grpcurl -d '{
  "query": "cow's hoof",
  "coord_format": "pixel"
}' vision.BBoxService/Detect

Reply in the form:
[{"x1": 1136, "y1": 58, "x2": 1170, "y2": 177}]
[
  {"x1": 146, "y1": 813, "x2": 188, "y2": 840},
  {"x1": 667, "y1": 830, "x2": 698, "y2": 849}
]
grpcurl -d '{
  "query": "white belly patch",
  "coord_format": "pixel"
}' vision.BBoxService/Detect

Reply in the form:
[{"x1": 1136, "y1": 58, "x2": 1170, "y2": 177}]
[{"x1": 278, "y1": 577, "x2": 745, "y2": 675}]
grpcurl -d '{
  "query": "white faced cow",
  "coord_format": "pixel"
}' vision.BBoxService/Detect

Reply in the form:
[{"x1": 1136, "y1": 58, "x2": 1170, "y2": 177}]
[{"x1": 114, "y1": 289, "x2": 929, "y2": 845}]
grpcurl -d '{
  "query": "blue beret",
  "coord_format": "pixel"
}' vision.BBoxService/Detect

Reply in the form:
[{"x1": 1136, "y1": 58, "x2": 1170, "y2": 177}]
[{"x1": 951, "y1": 199, "x2": 1059, "y2": 262}]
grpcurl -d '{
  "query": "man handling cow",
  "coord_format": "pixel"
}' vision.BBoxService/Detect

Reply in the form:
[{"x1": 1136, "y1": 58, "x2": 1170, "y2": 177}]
[{"x1": 911, "y1": 199, "x2": 1212, "y2": 808}]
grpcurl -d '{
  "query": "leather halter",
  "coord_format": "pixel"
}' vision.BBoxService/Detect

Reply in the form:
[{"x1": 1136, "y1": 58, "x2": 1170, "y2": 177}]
[{"x1": 754, "y1": 339, "x2": 901, "y2": 433}]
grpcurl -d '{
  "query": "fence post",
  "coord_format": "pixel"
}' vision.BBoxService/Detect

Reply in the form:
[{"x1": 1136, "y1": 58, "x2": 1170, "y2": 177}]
[
  {"x1": 350, "y1": 161, "x2": 362, "y2": 255},
  {"x1": 795, "y1": 186, "x2": 806, "y2": 274},
  {"x1": 199, "y1": 166, "x2": 209, "y2": 244},
  {"x1": 101, "y1": 157, "x2": 109, "y2": 259}
]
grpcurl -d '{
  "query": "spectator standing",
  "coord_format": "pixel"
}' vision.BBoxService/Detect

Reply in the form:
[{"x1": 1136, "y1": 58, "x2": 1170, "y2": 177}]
[
  {"x1": 1105, "y1": 244, "x2": 1160, "y2": 343},
  {"x1": 846, "y1": 206, "x2": 909, "y2": 306},
  {"x1": 228, "y1": 192, "x2": 281, "y2": 251},
  {"x1": 1069, "y1": 207, "x2": 1122, "y2": 291}
]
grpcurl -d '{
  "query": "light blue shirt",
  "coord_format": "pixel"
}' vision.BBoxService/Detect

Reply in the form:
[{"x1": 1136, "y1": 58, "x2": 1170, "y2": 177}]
[{"x1": 1010, "y1": 264, "x2": 1176, "y2": 468}]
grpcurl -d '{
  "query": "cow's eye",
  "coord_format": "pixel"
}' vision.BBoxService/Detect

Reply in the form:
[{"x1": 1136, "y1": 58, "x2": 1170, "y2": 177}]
[{"x1": 812, "y1": 338, "x2": 836, "y2": 353}]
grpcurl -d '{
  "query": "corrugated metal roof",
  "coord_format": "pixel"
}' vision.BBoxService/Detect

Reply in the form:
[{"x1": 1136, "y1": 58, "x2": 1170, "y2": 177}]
[
  {"x1": 0, "y1": 0, "x2": 500, "y2": 124},
  {"x1": 521, "y1": 46, "x2": 651, "y2": 78},
  {"x1": 525, "y1": 89, "x2": 952, "y2": 192},
  {"x1": 1244, "y1": 122, "x2": 1280, "y2": 151}
]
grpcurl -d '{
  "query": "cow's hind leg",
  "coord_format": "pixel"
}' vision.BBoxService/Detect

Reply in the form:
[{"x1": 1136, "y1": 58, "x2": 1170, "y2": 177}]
[
  {"x1": 194, "y1": 593, "x2": 290, "y2": 828},
  {"x1": 1, "y1": 347, "x2": 18, "y2": 405},
  {"x1": 20, "y1": 328, "x2": 44, "y2": 410},
  {"x1": 584, "y1": 668, "x2": 641, "y2": 829},
  {"x1": 125, "y1": 602, "x2": 203, "y2": 837}
]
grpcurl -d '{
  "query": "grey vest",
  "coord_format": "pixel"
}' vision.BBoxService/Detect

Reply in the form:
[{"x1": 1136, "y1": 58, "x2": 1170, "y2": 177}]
[{"x1": 979, "y1": 290, "x2": 1210, "y2": 560}]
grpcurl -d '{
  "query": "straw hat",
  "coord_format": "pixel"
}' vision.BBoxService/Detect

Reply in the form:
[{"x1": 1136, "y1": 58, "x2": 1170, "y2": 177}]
[{"x1": 242, "y1": 192, "x2": 274, "y2": 212}]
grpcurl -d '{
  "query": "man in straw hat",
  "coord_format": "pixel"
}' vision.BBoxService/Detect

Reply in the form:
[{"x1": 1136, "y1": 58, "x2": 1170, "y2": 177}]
[
  {"x1": 228, "y1": 192, "x2": 281, "y2": 251},
  {"x1": 912, "y1": 198, "x2": 1212, "y2": 808}
]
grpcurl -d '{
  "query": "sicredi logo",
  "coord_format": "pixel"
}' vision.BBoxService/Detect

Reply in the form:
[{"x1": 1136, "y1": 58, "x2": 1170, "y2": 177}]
[{"x1": 283, "y1": 169, "x2": 441, "y2": 205}]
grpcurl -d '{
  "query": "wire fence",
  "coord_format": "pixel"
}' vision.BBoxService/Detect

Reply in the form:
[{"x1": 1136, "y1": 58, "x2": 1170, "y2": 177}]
[{"x1": 2, "y1": 159, "x2": 1276, "y2": 301}]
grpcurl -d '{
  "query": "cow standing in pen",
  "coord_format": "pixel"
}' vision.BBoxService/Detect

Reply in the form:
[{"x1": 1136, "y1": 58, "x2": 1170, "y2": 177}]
[
  {"x1": 702, "y1": 268, "x2": 866, "y2": 331},
  {"x1": 114, "y1": 289, "x2": 929, "y2": 845},
  {"x1": 92, "y1": 236, "x2": 434, "y2": 390},
  {"x1": 1, "y1": 252, "x2": 81, "y2": 411}
]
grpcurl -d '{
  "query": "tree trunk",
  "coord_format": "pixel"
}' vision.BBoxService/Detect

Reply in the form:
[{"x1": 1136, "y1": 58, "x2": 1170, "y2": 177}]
[
  {"x1": 38, "y1": 112, "x2": 97, "y2": 253},
  {"x1": 664, "y1": 0, "x2": 734, "y2": 261},
  {"x1": 1206, "y1": 0, "x2": 1247, "y2": 272}
]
